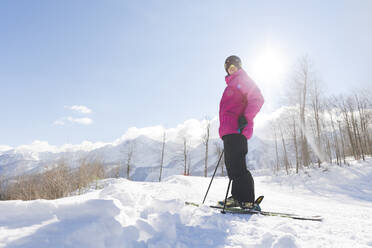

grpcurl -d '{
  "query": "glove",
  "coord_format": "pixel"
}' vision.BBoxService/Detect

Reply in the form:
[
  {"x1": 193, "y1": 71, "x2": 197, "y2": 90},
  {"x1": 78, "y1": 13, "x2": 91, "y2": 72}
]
[{"x1": 238, "y1": 116, "x2": 248, "y2": 133}]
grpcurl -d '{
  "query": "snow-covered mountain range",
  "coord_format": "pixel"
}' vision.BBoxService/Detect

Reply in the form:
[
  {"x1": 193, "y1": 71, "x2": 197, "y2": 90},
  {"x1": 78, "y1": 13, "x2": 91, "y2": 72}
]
[{"x1": 0, "y1": 118, "x2": 273, "y2": 180}]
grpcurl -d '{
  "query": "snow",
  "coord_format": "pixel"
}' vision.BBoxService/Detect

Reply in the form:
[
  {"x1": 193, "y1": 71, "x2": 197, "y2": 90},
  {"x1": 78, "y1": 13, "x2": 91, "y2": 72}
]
[
  {"x1": 14, "y1": 140, "x2": 110, "y2": 154},
  {"x1": 1, "y1": 158, "x2": 372, "y2": 247},
  {"x1": 0, "y1": 146, "x2": 12, "y2": 154}
]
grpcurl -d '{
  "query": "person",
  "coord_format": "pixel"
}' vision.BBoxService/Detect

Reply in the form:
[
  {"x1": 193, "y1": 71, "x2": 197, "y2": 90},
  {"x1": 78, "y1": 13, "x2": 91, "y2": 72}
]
[{"x1": 218, "y1": 55, "x2": 264, "y2": 209}]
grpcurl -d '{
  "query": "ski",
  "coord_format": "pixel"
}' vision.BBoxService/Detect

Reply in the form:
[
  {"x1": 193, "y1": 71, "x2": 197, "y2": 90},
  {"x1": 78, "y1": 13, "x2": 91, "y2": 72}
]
[{"x1": 185, "y1": 201, "x2": 323, "y2": 222}]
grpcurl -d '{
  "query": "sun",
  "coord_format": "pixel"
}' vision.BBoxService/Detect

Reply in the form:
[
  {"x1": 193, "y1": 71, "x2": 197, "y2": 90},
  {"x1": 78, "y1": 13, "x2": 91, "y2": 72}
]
[{"x1": 249, "y1": 47, "x2": 288, "y2": 85}]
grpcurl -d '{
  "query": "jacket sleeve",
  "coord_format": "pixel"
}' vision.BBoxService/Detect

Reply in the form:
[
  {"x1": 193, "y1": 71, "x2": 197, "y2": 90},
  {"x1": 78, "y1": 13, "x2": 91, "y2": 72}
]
[
  {"x1": 219, "y1": 85, "x2": 238, "y2": 138},
  {"x1": 241, "y1": 78, "x2": 264, "y2": 139}
]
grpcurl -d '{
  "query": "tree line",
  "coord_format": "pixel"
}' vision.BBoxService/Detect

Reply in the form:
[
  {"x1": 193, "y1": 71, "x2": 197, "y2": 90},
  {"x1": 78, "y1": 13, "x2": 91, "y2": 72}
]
[
  {"x1": 0, "y1": 159, "x2": 105, "y2": 201},
  {"x1": 270, "y1": 57, "x2": 371, "y2": 174}
]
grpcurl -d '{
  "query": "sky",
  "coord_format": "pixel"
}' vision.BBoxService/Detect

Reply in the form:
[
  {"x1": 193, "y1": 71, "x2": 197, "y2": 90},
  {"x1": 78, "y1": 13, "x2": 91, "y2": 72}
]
[{"x1": 1, "y1": 0, "x2": 371, "y2": 148}]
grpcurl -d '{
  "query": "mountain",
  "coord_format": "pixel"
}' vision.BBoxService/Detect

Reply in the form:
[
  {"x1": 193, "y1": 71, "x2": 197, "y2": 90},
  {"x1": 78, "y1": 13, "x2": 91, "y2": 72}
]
[{"x1": 0, "y1": 118, "x2": 273, "y2": 180}]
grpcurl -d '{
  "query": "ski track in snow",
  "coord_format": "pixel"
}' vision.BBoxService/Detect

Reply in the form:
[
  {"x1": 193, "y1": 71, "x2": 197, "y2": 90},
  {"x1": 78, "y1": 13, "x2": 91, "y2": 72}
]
[{"x1": 1, "y1": 159, "x2": 372, "y2": 248}]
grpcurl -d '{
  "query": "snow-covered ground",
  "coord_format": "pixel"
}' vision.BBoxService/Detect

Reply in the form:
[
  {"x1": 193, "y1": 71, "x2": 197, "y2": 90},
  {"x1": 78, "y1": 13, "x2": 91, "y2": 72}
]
[{"x1": 1, "y1": 158, "x2": 372, "y2": 248}]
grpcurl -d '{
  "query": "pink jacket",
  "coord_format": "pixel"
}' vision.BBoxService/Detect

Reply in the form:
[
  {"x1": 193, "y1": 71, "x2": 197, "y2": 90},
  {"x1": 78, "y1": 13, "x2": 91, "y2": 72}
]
[{"x1": 219, "y1": 69, "x2": 264, "y2": 140}]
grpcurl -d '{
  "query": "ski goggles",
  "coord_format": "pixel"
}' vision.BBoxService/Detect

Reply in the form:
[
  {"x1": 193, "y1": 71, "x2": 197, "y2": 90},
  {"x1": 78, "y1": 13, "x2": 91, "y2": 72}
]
[{"x1": 224, "y1": 63, "x2": 238, "y2": 71}]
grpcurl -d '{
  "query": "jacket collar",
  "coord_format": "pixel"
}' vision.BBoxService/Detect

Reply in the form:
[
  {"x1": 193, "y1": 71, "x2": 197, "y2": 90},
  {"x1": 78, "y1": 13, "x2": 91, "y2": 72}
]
[{"x1": 225, "y1": 69, "x2": 244, "y2": 85}]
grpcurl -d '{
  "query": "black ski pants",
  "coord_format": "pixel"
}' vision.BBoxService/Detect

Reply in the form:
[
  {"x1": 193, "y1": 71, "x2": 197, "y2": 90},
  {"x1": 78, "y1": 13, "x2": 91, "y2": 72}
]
[{"x1": 222, "y1": 133, "x2": 255, "y2": 203}]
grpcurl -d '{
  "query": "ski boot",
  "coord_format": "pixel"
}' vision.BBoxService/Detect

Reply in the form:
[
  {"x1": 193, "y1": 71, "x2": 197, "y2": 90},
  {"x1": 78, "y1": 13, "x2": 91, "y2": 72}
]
[
  {"x1": 217, "y1": 196, "x2": 240, "y2": 208},
  {"x1": 238, "y1": 202, "x2": 261, "y2": 211},
  {"x1": 218, "y1": 195, "x2": 264, "y2": 211},
  {"x1": 239, "y1": 195, "x2": 264, "y2": 211}
]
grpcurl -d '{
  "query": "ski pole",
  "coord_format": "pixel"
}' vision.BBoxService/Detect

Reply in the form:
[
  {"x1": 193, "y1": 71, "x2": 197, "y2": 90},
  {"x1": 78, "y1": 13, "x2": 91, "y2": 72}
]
[
  {"x1": 221, "y1": 179, "x2": 232, "y2": 214},
  {"x1": 202, "y1": 149, "x2": 224, "y2": 204}
]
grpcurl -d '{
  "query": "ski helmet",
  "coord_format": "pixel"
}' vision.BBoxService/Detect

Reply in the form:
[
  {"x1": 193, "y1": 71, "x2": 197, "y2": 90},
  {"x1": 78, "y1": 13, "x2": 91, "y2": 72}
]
[{"x1": 224, "y1": 55, "x2": 242, "y2": 74}]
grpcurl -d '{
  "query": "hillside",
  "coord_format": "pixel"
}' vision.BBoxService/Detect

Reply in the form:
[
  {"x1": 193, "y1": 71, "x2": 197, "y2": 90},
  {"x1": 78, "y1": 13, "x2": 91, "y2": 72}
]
[{"x1": 1, "y1": 158, "x2": 371, "y2": 247}]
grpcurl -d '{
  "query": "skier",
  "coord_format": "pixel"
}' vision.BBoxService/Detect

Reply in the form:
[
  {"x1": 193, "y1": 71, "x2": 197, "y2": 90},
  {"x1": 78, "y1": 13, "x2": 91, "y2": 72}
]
[{"x1": 219, "y1": 55, "x2": 264, "y2": 209}]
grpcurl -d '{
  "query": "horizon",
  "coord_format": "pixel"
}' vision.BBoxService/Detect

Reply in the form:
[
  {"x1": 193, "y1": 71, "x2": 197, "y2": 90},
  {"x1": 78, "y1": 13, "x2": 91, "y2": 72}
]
[{"x1": 1, "y1": 1, "x2": 371, "y2": 147}]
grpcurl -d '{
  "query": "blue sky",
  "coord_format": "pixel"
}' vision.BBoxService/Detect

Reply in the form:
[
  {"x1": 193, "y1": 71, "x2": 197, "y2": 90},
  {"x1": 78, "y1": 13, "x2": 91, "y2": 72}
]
[{"x1": 1, "y1": 0, "x2": 371, "y2": 147}]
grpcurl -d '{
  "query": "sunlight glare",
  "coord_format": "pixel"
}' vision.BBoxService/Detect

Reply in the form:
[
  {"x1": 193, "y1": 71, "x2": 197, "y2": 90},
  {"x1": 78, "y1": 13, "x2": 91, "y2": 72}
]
[{"x1": 250, "y1": 47, "x2": 288, "y2": 85}]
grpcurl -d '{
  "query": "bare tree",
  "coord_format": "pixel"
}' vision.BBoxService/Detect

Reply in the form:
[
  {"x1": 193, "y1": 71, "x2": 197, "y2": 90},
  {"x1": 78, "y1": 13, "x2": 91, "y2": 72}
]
[
  {"x1": 287, "y1": 56, "x2": 313, "y2": 167},
  {"x1": 124, "y1": 140, "x2": 136, "y2": 180},
  {"x1": 325, "y1": 101, "x2": 341, "y2": 165},
  {"x1": 187, "y1": 155, "x2": 192, "y2": 176},
  {"x1": 337, "y1": 119, "x2": 347, "y2": 164},
  {"x1": 3, "y1": 157, "x2": 107, "y2": 201},
  {"x1": 338, "y1": 96, "x2": 359, "y2": 160},
  {"x1": 214, "y1": 141, "x2": 225, "y2": 176},
  {"x1": 279, "y1": 124, "x2": 290, "y2": 175},
  {"x1": 90, "y1": 159, "x2": 105, "y2": 189},
  {"x1": 5, "y1": 161, "x2": 72, "y2": 200},
  {"x1": 359, "y1": 91, "x2": 372, "y2": 155},
  {"x1": 0, "y1": 176, "x2": 8, "y2": 200},
  {"x1": 41, "y1": 162, "x2": 71, "y2": 199},
  {"x1": 270, "y1": 121, "x2": 280, "y2": 173},
  {"x1": 348, "y1": 97, "x2": 363, "y2": 159},
  {"x1": 202, "y1": 118, "x2": 211, "y2": 177},
  {"x1": 183, "y1": 136, "x2": 189, "y2": 175},
  {"x1": 75, "y1": 157, "x2": 105, "y2": 194},
  {"x1": 309, "y1": 78, "x2": 324, "y2": 167},
  {"x1": 109, "y1": 166, "x2": 120, "y2": 179},
  {"x1": 298, "y1": 58, "x2": 311, "y2": 167},
  {"x1": 290, "y1": 113, "x2": 300, "y2": 173},
  {"x1": 354, "y1": 91, "x2": 371, "y2": 160},
  {"x1": 11, "y1": 174, "x2": 37, "y2": 200},
  {"x1": 159, "y1": 130, "x2": 166, "y2": 181}
]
